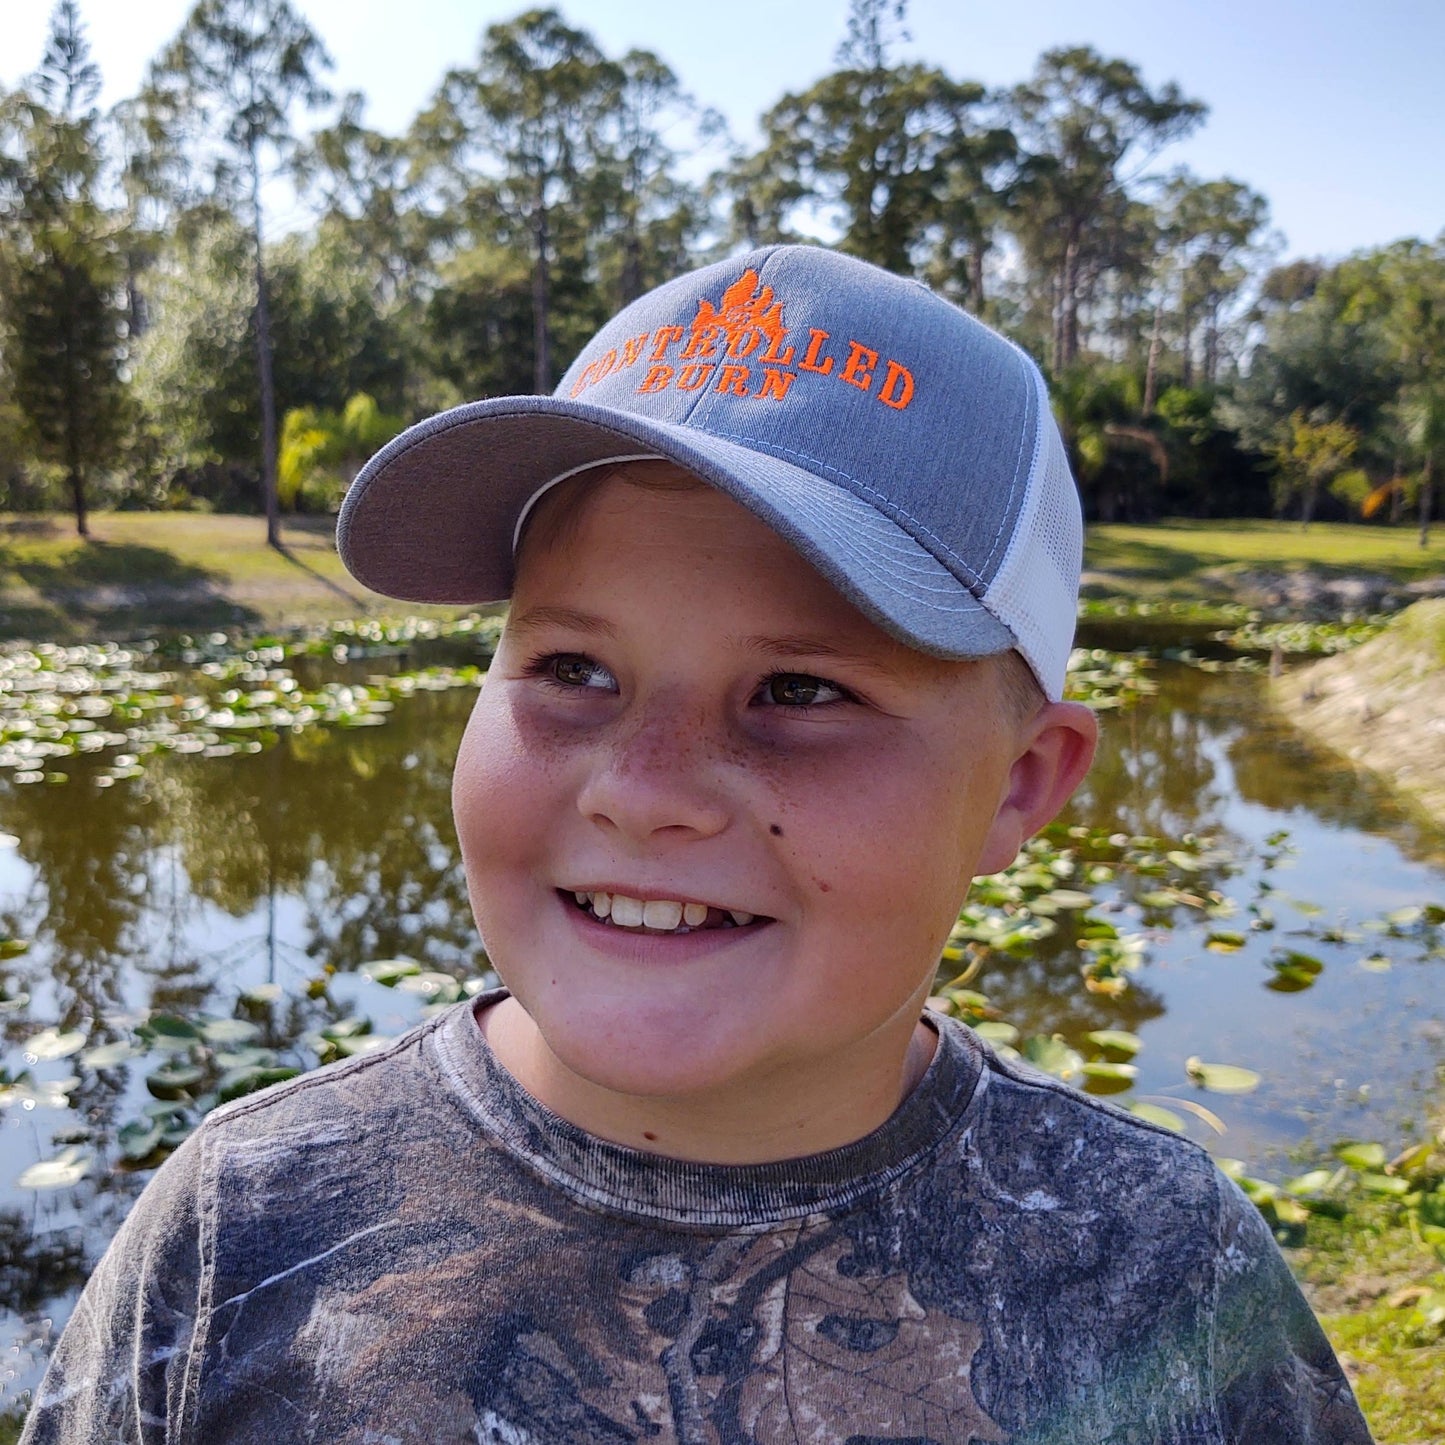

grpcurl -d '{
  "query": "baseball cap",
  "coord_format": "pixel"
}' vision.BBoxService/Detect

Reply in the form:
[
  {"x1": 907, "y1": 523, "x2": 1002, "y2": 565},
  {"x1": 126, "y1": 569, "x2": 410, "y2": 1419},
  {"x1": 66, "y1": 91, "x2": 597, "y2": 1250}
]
[{"x1": 337, "y1": 245, "x2": 1082, "y2": 700}]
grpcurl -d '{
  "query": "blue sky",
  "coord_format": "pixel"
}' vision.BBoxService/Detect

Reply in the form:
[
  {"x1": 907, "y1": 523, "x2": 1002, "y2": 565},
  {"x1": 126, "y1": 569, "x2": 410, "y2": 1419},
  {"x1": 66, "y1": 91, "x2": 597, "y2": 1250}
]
[{"x1": 6, "y1": 0, "x2": 1442, "y2": 262}]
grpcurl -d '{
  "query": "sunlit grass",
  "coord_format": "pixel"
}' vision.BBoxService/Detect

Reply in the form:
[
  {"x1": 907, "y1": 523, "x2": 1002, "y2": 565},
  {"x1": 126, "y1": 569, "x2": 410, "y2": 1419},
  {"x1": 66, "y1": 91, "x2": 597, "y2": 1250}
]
[{"x1": 1085, "y1": 518, "x2": 1442, "y2": 595}]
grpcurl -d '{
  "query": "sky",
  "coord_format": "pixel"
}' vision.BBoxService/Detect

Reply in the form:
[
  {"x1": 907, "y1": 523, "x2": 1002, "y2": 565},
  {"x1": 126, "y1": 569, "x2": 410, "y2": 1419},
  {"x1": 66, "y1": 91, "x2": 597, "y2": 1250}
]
[{"x1": 5, "y1": 0, "x2": 1443, "y2": 263}]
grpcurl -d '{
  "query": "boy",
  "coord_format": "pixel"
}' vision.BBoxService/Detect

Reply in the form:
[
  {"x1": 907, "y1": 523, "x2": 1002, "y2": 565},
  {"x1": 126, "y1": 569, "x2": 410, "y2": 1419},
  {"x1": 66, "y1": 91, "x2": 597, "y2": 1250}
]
[{"x1": 25, "y1": 247, "x2": 1370, "y2": 1443}]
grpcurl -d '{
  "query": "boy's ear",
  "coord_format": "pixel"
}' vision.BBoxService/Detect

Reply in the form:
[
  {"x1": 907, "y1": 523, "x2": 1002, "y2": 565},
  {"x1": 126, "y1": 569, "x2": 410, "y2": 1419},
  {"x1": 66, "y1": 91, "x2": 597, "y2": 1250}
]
[{"x1": 977, "y1": 702, "x2": 1098, "y2": 876}]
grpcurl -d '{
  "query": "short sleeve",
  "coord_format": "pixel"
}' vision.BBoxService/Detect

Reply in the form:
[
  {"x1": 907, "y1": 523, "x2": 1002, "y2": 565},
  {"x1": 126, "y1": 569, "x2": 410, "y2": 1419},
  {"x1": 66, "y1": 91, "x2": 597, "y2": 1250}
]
[
  {"x1": 1211, "y1": 1172, "x2": 1374, "y2": 1444},
  {"x1": 21, "y1": 1130, "x2": 208, "y2": 1445}
]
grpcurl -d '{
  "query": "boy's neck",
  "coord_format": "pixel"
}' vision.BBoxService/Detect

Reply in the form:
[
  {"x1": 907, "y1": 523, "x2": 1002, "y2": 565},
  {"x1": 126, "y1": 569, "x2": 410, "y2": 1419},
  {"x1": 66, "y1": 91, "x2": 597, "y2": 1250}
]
[{"x1": 474, "y1": 995, "x2": 939, "y2": 1166}]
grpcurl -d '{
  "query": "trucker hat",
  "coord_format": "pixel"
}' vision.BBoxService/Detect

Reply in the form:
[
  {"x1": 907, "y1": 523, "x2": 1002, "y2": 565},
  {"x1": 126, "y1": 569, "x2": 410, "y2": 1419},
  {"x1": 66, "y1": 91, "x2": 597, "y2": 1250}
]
[{"x1": 337, "y1": 244, "x2": 1082, "y2": 699}]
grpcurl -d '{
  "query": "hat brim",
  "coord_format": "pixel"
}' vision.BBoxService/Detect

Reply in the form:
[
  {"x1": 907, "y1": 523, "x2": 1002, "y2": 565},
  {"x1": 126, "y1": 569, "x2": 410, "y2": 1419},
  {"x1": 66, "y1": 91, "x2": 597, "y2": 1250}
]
[{"x1": 337, "y1": 395, "x2": 1015, "y2": 662}]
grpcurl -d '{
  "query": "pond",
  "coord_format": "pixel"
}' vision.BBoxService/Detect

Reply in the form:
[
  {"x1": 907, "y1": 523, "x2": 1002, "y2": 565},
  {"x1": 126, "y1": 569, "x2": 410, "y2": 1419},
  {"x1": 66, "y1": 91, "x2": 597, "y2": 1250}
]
[{"x1": 0, "y1": 620, "x2": 1441, "y2": 1414}]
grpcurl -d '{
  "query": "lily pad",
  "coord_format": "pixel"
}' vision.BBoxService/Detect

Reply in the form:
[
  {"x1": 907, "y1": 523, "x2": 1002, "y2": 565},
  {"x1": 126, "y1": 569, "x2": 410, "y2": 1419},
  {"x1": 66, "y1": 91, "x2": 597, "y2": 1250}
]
[
  {"x1": 971, "y1": 1020, "x2": 1019, "y2": 1047},
  {"x1": 199, "y1": 1017, "x2": 261, "y2": 1046},
  {"x1": 1204, "y1": 930, "x2": 1247, "y2": 954},
  {"x1": 146, "y1": 1062, "x2": 205, "y2": 1100},
  {"x1": 1127, "y1": 1102, "x2": 1185, "y2": 1132},
  {"x1": 1185, "y1": 1058, "x2": 1261, "y2": 1095},
  {"x1": 18, "y1": 1145, "x2": 91, "y2": 1189},
  {"x1": 1086, "y1": 1028, "x2": 1142, "y2": 1059},
  {"x1": 81, "y1": 1040, "x2": 141, "y2": 1069},
  {"x1": 1334, "y1": 1141, "x2": 1387, "y2": 1171},
  {"x1": 1022, "y1": 1034, "x2": 1083, "y2": 1082},
  {"x1": 359, "y1": 958, "x2": 422, "y2": 986},
  {"x1": 24, "y1": 1027, "x2": 87, "y2": 1061}
]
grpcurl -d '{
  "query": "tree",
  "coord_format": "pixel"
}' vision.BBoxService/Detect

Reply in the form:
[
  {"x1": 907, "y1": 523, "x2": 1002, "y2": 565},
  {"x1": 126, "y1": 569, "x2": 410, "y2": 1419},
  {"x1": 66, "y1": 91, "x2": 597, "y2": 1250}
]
[
  {"x1": 1270, "y1": 410, "x2": 1362, "y2": 527},
  {"x1": 1157, "y1": 173, "x2": 1271, "y2": 387},
  {"x1": 418, "y1": 10, "x2": 614, "y2": 393},
  {"x1": 588, "y1": 49, "x2": 714, "y2": 308},
  {"x1": 724, "y1": 0, "x2": 1007, "y2": 285},
  {"x1": 142, "y1": 0, "x2": 332, "y2": 547},
  {"x1": 0, "y1": 1, "x2": 128, "y2": 537},
  {"x1": 1366, "y1": 239, "x2": 1445, "y2": 546},
  {"x1": 1004, "y1": 47, "x2": 1205, "y2": 370}
]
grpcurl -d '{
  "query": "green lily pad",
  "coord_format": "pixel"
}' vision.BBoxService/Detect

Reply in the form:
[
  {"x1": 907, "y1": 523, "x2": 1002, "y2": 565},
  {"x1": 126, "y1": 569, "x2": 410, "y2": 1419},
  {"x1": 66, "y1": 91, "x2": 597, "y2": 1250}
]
[
  {"x1": 1205, "y1": 931, "x2": 1246, "y2": 953},
  {"x1": 1086, "y1": 1029, "x2": 1142, "y2": 1059},
  {"x1": 1359, "y1": 1172, "x2": 1411, "y2": 1196},
  {"x1": 1334, "y1": 1141, "x2": 1387, "y2": 1171},
  {"x1": 146, "y1": 1063, "x2": 205, "y2": 1100},
  {"x1": 1081, "y1": 1060, "x2": 1137, "y2": 1094},
  {"x1": 1127, "y1": 1102, "x2": 1185, "y2": 1133},
  {"x1": 360, "y1": 958, "x2": 422, "y2": 986},
  {"x1": 971, "y1": 1020, "x2": 1019, "y2": 1047},
  {"x1": 117, "y1": 1117, "x2": 166, "y2": 1161},
  {"x1": 1185, "y1": 1058, "x2": 1261, "y2": 1094},
  {"x1": 1022, "y1": 1034, "x2": 1083, "y2": 1082}
]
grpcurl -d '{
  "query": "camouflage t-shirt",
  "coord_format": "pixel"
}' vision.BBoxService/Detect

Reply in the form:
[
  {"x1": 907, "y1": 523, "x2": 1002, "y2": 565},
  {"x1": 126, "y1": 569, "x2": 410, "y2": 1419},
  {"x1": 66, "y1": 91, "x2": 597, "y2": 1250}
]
[{"x1": 23, "y1": 995, "x2": 1371, "y2": 1445}]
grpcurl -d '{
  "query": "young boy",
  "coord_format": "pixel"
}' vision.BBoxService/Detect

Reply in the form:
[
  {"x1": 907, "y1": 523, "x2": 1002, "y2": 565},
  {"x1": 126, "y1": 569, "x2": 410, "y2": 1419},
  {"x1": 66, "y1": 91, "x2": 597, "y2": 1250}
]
[{"x1": 25, "y1": 247, "x2": 1371, "y2": 1444}]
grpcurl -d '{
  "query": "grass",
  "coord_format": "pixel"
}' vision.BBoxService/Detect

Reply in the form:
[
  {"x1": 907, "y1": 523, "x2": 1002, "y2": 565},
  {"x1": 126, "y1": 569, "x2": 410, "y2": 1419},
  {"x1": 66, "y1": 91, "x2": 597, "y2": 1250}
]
[
  {"x1": 1085, "y1": 518, "x2": 1443, "y2": 601},
  {"x1": 4, "y1": 511, "x2": 1442, "y2": 644},
  {"x1": 1289, "y1": 1202, "x2": 1445, "y2": 1443},
  {"x1": 0, "y1": 512, "x2": 447, "y2": 641}
]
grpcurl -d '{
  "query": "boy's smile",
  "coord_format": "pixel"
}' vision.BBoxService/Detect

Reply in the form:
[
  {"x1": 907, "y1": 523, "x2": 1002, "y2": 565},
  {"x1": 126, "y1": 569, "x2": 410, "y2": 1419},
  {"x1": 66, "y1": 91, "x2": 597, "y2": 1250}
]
[{"x1": 452, "y1": 463, "x2": 1094, "y2": 1162}]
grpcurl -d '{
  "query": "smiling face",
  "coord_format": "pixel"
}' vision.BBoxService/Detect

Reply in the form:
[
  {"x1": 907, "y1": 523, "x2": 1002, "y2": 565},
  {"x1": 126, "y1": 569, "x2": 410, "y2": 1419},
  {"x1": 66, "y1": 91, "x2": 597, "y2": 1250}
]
[{"x1": 452, "y1": 463, "x2": 1095, "y2": 1159}]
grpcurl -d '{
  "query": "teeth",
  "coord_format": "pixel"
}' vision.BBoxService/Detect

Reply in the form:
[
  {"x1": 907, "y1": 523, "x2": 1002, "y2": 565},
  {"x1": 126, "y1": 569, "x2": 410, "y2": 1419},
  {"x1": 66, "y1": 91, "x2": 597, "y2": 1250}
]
[
  {"x1": 576, "y1": 891, "x2": 760, "y2": 933},
  {"x1": 610, "y1": 894, "x2": 644, "y2": 928},
  {"x1": 642, "y1": 899, "x2": 683, "y2": 930}
]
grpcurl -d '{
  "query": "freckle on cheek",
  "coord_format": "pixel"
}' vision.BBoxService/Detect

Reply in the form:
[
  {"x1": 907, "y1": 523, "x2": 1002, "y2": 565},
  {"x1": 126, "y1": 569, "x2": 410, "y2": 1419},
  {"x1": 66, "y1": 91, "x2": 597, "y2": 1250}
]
[
  {"x1": 815, "y1": 879, "x2": 831, "y2": 893},
  {"x1": 769, "y1": 823, "x2": 784, "y2": 837}
]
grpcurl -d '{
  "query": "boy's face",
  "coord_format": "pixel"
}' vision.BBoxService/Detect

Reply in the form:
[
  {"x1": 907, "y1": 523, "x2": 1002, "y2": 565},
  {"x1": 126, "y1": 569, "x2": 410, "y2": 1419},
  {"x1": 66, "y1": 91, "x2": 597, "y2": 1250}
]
[{"x1": 452, "y1": 465, "x2": 1088, "y2": 1127}]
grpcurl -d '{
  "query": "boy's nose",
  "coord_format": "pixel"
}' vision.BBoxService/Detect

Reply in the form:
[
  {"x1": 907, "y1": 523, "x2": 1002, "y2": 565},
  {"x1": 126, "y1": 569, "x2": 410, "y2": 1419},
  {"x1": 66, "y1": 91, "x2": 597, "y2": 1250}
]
[{"x1": 575, "y1": 699, "x2": 731, "y2": 843}]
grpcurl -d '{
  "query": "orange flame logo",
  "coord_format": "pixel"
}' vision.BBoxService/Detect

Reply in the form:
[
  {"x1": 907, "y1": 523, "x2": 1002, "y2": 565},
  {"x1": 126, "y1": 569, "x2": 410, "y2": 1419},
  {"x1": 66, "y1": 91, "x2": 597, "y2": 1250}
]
[{"x1": 690, "y1": 269, "x2": 787, "y2": 357}]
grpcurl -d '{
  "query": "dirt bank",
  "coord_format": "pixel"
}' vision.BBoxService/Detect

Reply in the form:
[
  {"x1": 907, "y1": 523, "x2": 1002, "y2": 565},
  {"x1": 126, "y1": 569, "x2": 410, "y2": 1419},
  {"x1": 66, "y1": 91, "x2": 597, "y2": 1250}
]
[{"x1": 1273, "y1": 599, "x2": 1445, "y2": 822}]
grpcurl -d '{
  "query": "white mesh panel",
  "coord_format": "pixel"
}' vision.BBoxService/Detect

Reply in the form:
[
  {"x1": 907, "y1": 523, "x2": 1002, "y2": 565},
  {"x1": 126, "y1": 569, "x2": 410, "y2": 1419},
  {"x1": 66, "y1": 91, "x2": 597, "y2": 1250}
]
[{"x1": 977, "y1": 364, "x2": 1082, "y2": 699}]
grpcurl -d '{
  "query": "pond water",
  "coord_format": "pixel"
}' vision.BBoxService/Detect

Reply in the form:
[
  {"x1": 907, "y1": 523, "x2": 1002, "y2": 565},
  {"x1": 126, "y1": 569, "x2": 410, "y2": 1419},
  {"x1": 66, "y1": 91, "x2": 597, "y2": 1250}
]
[{"x1": 0, "y1": 628, "x2": 1441, "y2": 1412}]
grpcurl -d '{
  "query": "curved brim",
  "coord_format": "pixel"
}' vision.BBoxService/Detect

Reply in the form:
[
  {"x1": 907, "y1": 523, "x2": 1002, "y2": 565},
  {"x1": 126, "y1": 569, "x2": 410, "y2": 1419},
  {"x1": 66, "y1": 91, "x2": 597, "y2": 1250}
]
[{"x1": 336, "y1": 395, "x2": 1015, "y2": 662}]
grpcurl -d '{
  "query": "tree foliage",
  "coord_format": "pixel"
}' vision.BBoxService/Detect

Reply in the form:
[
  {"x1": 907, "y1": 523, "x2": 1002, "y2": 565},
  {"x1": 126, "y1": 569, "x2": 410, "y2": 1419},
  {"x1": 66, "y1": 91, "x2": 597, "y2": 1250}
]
[
  {"x1": 0, "y1": 0, "x2": 129, "y2": 536},
  {"x1": 0, "y1": 0, "x2": 1439, "y2": 538}
]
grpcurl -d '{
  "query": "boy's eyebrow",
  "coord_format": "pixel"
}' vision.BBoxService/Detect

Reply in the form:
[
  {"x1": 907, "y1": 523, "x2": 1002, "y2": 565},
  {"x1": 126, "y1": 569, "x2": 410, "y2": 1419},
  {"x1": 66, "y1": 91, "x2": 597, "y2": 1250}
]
[
  {"x1": 740, "y1": 633, "x2": 906, "y2": 678},
  {"x1": 506, "y1": 606, "x2": 619, "y2": 640}
]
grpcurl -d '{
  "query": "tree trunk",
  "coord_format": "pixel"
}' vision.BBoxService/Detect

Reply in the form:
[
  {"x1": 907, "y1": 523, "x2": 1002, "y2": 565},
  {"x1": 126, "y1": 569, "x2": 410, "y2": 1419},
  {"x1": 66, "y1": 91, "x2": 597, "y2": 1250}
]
[
  {"x1": 250, "y1": 158, "x2": 281, "y2": 551},
  {"x1": 967, "y1": 248, "x2": 985, "y2": 310},
  {"x1": 531, "y1": 183, "x2": 552, "y2": 394},
  {"x1": 1058, "y1": 232, "x2": 1080, "y2": 368},
  {"x1": 1142, "y1": 298, "x2": 1164, "y2": 416},
  {"x1": 1203, "y1": 297, "x2": 1219, "y2": 386},
  {"x1": 61, "y1": 265, "x2": 90, "y2": 539},
  {"x1": 1180, "y1": 302, "x2": 1193, "y2": 388},
  {"x1": 68, "y1": 465, "x2": 89, "y2": 539},
  {"x1": 1420, "y1": 452, "x2": 1434, "y2": 548}
]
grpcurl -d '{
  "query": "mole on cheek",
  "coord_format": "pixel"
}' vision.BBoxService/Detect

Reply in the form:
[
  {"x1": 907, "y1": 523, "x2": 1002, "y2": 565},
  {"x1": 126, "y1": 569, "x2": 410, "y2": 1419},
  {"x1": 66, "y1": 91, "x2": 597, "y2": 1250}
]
[{"x1": 769, "y1": 823, "x2": 784, "y2": 837}]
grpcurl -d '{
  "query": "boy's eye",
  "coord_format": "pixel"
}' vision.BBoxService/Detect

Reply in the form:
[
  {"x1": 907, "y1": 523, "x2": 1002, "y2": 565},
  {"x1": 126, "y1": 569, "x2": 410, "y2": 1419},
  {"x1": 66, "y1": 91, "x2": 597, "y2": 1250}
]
[
  {"x1": 546, "y1": 654, "x2": 617, "y2": 691},
  {"x1": 758, "y1": 673, "x2": 850, "y2": 708}
]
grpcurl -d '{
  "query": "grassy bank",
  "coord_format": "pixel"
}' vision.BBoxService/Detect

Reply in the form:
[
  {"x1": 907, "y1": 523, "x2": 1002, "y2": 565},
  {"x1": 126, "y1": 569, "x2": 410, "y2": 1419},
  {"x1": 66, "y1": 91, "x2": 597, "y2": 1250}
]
[
  {"x1": 1084, "y1": 518, "x2": 1442, "y2": 603},
  {"x1": 0, "y1": 512, "x2": 442, "y2": 640},
  {"x1": 5, "y1": 512, "x2": 1443, "y2": 643},
  {"x1": 1294, "y1": 1198, "x2": 1445, "y2": 1442}
]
